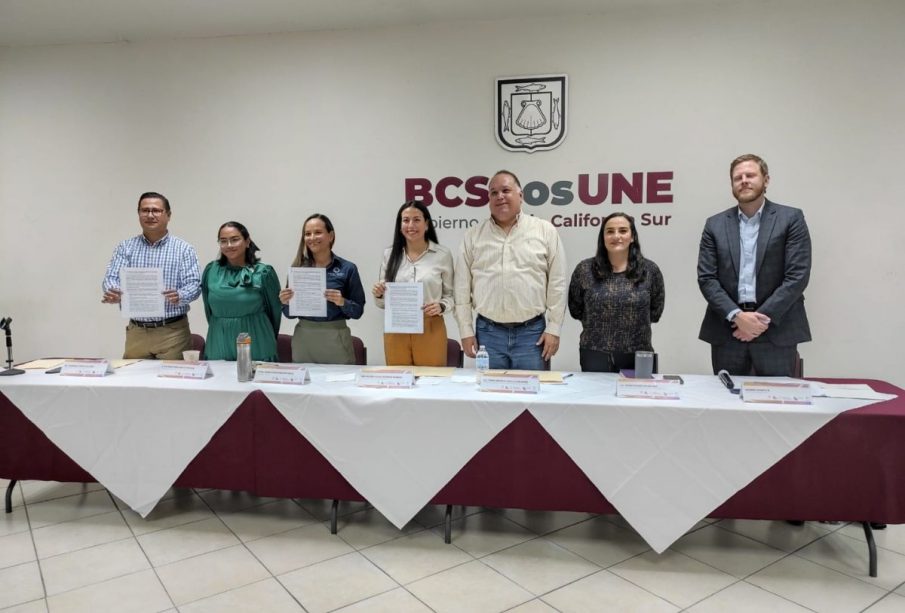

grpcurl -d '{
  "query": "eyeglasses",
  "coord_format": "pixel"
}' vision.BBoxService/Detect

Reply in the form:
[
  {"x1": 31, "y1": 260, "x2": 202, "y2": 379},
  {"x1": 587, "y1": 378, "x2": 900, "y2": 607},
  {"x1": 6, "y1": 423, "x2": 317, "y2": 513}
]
[
  {"x1": 139, "y1": 208, "x2": 166, "y2": 217},
  {"x1": 218, "y1": 237, "x2": 245, "y2": 247}
]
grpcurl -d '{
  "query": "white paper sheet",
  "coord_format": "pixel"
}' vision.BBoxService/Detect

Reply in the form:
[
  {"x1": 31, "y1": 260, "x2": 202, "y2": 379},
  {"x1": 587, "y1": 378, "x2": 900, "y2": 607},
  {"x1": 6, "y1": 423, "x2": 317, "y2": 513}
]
[
  {"x1": 120, "y1": 267, "x2": 165, "y2": 319},
  {"x1": 451, "y1": 375, "x2": 478, "y2": 383},
  {"x1": 288, "y1": 267, "x2": 327, "y2": 317},
  {"x1": 325, "y1": 372, "x2": 357, "y2": 382},
  {"x1": 811, "y1": 382, "x2": 896, "y2": 400},
  {"x1": 384, "y1": 282, "x2": 424, "y2": 333}
]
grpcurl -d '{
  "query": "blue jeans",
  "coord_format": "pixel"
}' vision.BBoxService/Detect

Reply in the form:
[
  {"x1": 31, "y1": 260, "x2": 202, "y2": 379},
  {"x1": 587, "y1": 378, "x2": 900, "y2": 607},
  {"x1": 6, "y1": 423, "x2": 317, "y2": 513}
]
[{"x1": 476, "y1": 315, "x2": 546, "y2": 370}]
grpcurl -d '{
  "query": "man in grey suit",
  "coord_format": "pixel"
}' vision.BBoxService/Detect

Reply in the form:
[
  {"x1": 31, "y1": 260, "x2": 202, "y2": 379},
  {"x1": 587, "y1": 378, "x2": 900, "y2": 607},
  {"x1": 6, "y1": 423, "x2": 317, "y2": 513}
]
[{"x1": 697, "y1": 154, "x2": 811, "y2": 376}]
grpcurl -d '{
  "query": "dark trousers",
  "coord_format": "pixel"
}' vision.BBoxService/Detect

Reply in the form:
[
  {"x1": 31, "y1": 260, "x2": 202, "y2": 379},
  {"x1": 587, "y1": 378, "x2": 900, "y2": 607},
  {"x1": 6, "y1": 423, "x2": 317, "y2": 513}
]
[
  {"x1": 711, "y1": 340, "x2": 799, "y2": 377},
  {"x1": 579, "y1": 348, "x2": 636, "y2": 373}
]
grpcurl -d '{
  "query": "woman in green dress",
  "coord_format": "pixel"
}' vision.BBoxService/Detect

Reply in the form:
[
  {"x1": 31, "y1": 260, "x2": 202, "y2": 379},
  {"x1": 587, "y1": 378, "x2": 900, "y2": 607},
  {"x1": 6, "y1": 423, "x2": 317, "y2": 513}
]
[{"x1": 201, "y1": 221, "x2": 281, "y2": 361}]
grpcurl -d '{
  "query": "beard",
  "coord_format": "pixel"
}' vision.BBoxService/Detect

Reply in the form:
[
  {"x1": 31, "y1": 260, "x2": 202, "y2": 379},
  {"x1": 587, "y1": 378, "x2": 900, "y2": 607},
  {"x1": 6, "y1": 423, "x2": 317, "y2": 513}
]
[{"x1": 734, "y1": 185, "x2": 765, "y2": 204}]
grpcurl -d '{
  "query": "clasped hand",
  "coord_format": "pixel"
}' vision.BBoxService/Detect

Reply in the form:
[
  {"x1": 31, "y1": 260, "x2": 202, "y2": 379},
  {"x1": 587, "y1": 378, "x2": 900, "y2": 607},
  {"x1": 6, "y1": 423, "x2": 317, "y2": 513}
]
[{"x1": 732, "y1": 311, "x2": 771, "y2": 342}]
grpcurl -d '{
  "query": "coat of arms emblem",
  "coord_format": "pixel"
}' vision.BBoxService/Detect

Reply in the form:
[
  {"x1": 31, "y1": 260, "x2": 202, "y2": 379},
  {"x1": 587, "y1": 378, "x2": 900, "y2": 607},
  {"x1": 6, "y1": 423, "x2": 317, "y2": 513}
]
[{"x1": 495, "y1": 74, "x2": 567, "y2": 153}]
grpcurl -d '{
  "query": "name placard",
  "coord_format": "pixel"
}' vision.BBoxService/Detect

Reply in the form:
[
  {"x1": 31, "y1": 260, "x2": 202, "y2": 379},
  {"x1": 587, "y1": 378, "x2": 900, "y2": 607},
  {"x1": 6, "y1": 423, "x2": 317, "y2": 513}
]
[
  {"x1": 254, "y1": 364, "x2": 310, "y2": 385},
  {"x1": 741, "y1": 381, "x2": 812, "y2": 405},
  {"x1": 60, "y1": 359, "x2": 113, "y2": 377},
  {"x1": 480, "y1": 372, "x2": 540, "y2": 394},
  {"x1": 616, "y1": 376, "x2": 682, "y2": 400},
  {"x1": 158, "y1": 361, "x2": 212, "y2": 380},
  {"x1": 357, "y1": 368, "x2": 414, "y2": 389}
]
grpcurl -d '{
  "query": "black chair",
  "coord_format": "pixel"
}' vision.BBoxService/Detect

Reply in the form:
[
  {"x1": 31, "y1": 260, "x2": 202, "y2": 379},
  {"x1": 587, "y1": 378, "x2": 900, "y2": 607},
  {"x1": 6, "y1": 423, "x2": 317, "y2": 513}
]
[{"x1": 446, "y1": 339, "x2": 464, "y2": 368}]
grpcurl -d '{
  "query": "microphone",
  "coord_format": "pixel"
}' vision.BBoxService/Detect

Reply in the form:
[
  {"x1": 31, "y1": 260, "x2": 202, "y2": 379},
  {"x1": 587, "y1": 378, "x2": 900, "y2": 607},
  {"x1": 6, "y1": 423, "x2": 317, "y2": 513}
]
[
  {"x1": 717, "y1": 369, "x2": 738, "y2": 394},
  {"x1": 0, "y1": 316, "x2": 25, "y2": 376},
  {"x1": 2, "y1": 317, "x2": 12, "y2": 350}
]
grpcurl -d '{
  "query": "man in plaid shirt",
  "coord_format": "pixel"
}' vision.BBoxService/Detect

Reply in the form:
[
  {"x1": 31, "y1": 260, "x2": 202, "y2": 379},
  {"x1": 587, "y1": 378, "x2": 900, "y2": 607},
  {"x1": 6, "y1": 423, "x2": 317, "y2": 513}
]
[{"x1": 102, "y1": 192, "x2": 201, "y2": 359}]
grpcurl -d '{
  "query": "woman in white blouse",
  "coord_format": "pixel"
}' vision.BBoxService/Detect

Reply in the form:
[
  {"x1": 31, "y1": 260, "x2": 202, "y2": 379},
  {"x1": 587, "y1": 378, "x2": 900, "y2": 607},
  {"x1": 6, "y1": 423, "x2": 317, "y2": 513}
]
[{"x1": 372, "y1": 200, "x2": 455, "y2": 366}]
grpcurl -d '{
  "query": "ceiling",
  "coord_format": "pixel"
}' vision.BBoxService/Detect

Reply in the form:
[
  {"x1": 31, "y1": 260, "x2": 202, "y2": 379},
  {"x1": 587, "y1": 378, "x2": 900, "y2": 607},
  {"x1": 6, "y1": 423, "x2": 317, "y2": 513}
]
[{"x1": 0, "y1": 0, "x2": 731, "y2": 48}]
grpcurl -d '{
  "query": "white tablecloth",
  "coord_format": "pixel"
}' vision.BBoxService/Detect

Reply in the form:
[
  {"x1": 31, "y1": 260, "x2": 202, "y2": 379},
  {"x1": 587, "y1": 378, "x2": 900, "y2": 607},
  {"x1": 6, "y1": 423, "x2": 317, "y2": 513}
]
[
  {"x1": 1, "y1": 361, "x2": 250, "y2": 516},
  {"x1": 264, "y1": 365, "x2": 535, "y2": 529},
  {"x1": 0, "y1": 363, "x2": 890, "y2": 551},
  {"x1": 525, "y1": 374, "x2": 881, "y2": 552}
]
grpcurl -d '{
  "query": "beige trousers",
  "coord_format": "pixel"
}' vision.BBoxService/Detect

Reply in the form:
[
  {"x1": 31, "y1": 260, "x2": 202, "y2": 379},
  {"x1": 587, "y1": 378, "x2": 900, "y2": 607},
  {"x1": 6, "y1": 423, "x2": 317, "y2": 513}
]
[{"x1": 123, "y1": 317, "x2": 192, "y2": 360}]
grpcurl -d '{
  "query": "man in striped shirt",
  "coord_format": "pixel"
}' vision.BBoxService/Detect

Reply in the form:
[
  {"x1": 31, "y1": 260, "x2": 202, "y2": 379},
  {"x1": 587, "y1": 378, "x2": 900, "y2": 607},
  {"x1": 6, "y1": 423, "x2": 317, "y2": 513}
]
[
  {"x1": 455, "y1": 170, "x2": 567, "y2": 370},
  {"x1": 102, "y1": 192, "x2": 201, "y2": 359}
]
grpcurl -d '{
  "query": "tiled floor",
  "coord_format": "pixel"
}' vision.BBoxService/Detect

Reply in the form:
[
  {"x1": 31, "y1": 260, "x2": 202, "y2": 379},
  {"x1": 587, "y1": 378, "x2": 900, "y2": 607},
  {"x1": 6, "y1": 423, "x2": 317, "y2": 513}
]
[{"x1": 2, "y1": 479, "x2": 904, "y2": 612}]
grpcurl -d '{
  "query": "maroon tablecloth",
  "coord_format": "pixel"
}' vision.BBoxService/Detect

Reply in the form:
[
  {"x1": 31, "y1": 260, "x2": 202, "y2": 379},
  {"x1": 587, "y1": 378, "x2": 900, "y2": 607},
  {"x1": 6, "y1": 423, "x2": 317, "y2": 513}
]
[{"x1": 2, "y1": 378, "x2": 903, "y2": 522}]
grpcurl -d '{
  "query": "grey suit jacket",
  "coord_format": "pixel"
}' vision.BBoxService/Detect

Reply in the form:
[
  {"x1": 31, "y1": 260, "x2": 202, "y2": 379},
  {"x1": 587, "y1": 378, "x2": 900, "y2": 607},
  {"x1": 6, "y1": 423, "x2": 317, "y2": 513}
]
[{"x1": 697, "y1": 199, "x2": 811, "y2": 347}]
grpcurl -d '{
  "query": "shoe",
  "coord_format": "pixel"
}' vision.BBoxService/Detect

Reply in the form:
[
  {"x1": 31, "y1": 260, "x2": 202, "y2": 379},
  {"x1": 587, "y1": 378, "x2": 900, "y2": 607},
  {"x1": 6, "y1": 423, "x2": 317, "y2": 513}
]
[{"x1": 786, "y1": 520, "x2": 805, "y2": 526}]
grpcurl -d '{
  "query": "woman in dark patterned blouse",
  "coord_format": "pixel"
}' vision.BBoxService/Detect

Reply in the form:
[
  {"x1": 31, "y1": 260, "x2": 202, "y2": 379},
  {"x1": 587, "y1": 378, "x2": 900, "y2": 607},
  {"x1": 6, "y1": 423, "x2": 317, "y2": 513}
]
[{"x1": 568, "y1": 212, "x2": 665, "y2": 372}]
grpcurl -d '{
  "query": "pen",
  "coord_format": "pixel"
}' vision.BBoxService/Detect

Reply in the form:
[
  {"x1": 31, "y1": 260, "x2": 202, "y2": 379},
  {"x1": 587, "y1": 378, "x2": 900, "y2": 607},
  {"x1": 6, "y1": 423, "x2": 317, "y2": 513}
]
[{"x1": 562, "y1": 373, "x2": 573, "y2": 379}]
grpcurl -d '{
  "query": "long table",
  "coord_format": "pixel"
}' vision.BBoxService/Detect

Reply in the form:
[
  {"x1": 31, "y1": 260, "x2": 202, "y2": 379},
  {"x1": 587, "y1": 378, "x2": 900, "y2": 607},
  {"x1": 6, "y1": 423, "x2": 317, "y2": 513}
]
[{"x1": 1, "y1": 365, "x2": 902, "y2": 575}]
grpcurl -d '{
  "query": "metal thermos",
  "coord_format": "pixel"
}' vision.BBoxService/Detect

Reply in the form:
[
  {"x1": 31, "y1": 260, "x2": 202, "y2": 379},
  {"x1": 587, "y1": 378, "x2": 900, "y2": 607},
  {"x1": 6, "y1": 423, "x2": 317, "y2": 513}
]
[{"x1": 236, "y1": 333, "x2": 253, "y2": 381}]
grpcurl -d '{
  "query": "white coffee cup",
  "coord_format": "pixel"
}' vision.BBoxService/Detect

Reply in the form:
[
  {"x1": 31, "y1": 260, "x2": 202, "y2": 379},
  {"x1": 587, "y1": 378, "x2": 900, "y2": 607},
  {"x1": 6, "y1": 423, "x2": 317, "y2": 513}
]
[{"x1": 182, "y1": 350, "x2": 200, "y2": 362}]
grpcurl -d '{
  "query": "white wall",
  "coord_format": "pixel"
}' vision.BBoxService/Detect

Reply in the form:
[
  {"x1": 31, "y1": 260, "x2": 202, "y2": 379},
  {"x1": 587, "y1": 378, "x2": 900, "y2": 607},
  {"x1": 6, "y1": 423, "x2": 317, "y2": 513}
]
[{"x1": 1, "y1": 0, "x2": 903, "y2": 385}]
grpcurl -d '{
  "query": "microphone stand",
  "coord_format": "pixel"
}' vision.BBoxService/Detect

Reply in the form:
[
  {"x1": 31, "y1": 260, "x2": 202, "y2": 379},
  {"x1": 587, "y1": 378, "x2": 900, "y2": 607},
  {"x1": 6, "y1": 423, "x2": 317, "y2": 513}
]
[{"x1": 0, "y1": 318, "x2": 25, "y2": 376}]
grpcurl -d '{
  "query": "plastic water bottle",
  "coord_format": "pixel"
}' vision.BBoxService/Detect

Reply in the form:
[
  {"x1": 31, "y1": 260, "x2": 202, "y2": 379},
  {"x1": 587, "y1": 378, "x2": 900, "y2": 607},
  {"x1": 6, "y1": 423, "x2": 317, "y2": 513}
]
[
  {"x1": 236, "y1": 333, "x2": 253, "y2": 382},
  {"x1": 475, "y1": 345, "x2": 490, "y2": 381}
]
